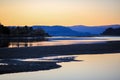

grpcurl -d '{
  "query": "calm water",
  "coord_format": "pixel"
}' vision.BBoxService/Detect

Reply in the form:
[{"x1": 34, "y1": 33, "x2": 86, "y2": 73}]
[
  {"x1": 0, "y1": 37, "x2": 120, "y2": 80},
  {"x1": 7, "y1": 36, "x2": 120, "y2": 48},
  {"x1": 0, "y1": 53, "x2": 120, "y2": 80}
]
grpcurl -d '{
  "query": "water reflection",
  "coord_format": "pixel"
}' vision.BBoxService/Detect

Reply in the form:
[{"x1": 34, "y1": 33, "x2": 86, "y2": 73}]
[
  {"x1": 0, "y1": 53, "x2": 120, "y2": 80},
  {"x1": 8, "y1": 40, "x2": 106, "y2": 48},
  {"x1": 0, "y1": 37, "x2": 47, "y2": 48},
  {"x1": 9, "y1": 42, "x2": 32, "y2": 48},
  {"x1": 8, "y1": 37, "x2": 108, "y2": 48},
  {"x1": 1, "y1": 37, "x2": 120, "y2": 48}
]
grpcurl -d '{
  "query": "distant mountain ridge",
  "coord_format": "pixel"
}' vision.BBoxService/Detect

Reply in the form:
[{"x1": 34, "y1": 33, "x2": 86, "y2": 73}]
[
  {"x1": 32, "y1": 25, "x2": 90, "y2": 36},
  {"x1": 8, "y1": 24, "x2": 120, "y2": 36},
  {"x1": 69, "y1": 24, "x2": 120, "y2": 35},
  {"x1": 32, "y1": 24, "x2": 120, "y2": 36}
]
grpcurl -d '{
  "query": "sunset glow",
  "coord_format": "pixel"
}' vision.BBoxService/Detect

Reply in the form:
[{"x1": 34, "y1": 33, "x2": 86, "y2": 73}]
[{"x1": 0, "y1": 0, "x2": 120, "y2": 26}]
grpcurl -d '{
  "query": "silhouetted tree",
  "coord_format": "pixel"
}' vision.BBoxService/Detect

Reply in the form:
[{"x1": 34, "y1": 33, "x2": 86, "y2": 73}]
[
  {"x1": 0, "y1": 23, "x2": 10, "y2": 35},
  {"x1": 0, "y1": 23, "x2": 49, "y2": 37}
]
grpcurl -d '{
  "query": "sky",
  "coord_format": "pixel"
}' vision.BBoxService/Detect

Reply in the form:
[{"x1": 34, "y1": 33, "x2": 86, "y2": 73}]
[{"x1": 0, "y1": 0, "x2": 120, "y2": 26}]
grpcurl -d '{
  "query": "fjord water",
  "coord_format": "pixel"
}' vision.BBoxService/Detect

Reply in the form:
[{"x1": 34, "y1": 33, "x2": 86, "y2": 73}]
[{"x1": 0, "y1": 53, "x2": 120, "y2": 80}]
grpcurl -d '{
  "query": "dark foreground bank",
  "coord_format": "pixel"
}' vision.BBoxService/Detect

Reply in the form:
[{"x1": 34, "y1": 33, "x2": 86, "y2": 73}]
[
  {"x1": 0, "y1": 41, "x2": 120, "y2": 59},
  {"x1": 0, "y1": 60, "x2": 61, "y2": 75},
  {"x1": 0, "y1": 56, "x2": 82, "y2": 74}
]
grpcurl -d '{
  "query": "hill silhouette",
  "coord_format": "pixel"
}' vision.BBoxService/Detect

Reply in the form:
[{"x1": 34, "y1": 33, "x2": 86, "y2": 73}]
[{"x1": 102, "y1": 27, "x2": 120, "y2": 36}]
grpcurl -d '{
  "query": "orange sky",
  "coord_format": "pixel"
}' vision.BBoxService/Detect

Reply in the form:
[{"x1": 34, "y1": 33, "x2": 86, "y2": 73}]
[{"x1": 0, "y1": 0, "x2": 120, "y2": 26}]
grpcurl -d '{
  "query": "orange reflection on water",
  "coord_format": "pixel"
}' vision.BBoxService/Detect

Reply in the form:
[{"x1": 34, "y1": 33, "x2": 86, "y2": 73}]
[{"x1": 9, "y1": 40, "x2": 106, "y2": 48}]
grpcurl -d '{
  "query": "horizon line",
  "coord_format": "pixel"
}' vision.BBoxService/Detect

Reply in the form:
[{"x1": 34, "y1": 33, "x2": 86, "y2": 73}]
[{"x1": 5, "y1": 24, "x2": 120, "y2": 27}]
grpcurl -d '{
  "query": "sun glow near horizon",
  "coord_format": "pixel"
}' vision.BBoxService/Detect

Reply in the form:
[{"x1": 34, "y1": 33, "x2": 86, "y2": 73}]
[{"x1": 0, "y1": 0, "x2": 120, "y2": 26}]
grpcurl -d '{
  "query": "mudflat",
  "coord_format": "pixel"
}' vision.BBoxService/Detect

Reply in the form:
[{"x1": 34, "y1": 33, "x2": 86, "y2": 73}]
[{"x1": 0, "y1": 41, "x2": 120, "y2": 59}]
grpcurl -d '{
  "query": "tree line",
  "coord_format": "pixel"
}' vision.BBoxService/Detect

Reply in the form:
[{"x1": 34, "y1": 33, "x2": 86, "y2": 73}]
[{"x1": 0, "y1": 23, "x2": 49, "y2": 37}]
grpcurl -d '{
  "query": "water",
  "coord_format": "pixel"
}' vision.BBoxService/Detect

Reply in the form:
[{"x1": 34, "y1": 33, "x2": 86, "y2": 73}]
[
  {"x1": 0, "y1": 37, "x2": 120, "y2": 80},
  {"x1": 1, "y1": 36, "x2": 119, "y2": 48},
  {"x1": 0, "y1": 53, "x2": 120, "y2": 80}
]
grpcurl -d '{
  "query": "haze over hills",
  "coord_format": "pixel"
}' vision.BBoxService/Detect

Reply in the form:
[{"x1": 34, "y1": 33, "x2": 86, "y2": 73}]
[
  {"x1": 32, "y1": 24, "x2": 120, "y2": 36},
  {"x1": 32, "y1": 25, "x2": 90, "y2": 36},
  {"x1": 69, "y1": 25, "x2": 120, "y2": 35}
]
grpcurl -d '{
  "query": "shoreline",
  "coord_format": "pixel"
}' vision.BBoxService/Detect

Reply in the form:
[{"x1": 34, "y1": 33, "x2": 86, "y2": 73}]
[
  {"x1": 0, "y1": 41, "x2": 120, "y2": 59},
  {"x1": 0, "y1": 41, "x2": 120, "y2": 74},
  {"x1": 0, "y1": 60, "x2": 61, "y2": 75}
]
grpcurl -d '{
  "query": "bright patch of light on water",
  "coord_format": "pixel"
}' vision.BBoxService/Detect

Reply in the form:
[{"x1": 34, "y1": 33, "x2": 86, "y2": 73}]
[{"x1": 0, "y1": 63, "x2": 8, "y2": 66}]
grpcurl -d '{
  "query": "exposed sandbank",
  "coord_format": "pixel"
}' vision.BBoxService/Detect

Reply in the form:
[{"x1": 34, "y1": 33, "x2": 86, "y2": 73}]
[{"x1": 0, "y1": 41, "x2": 120, "y2": 59}]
